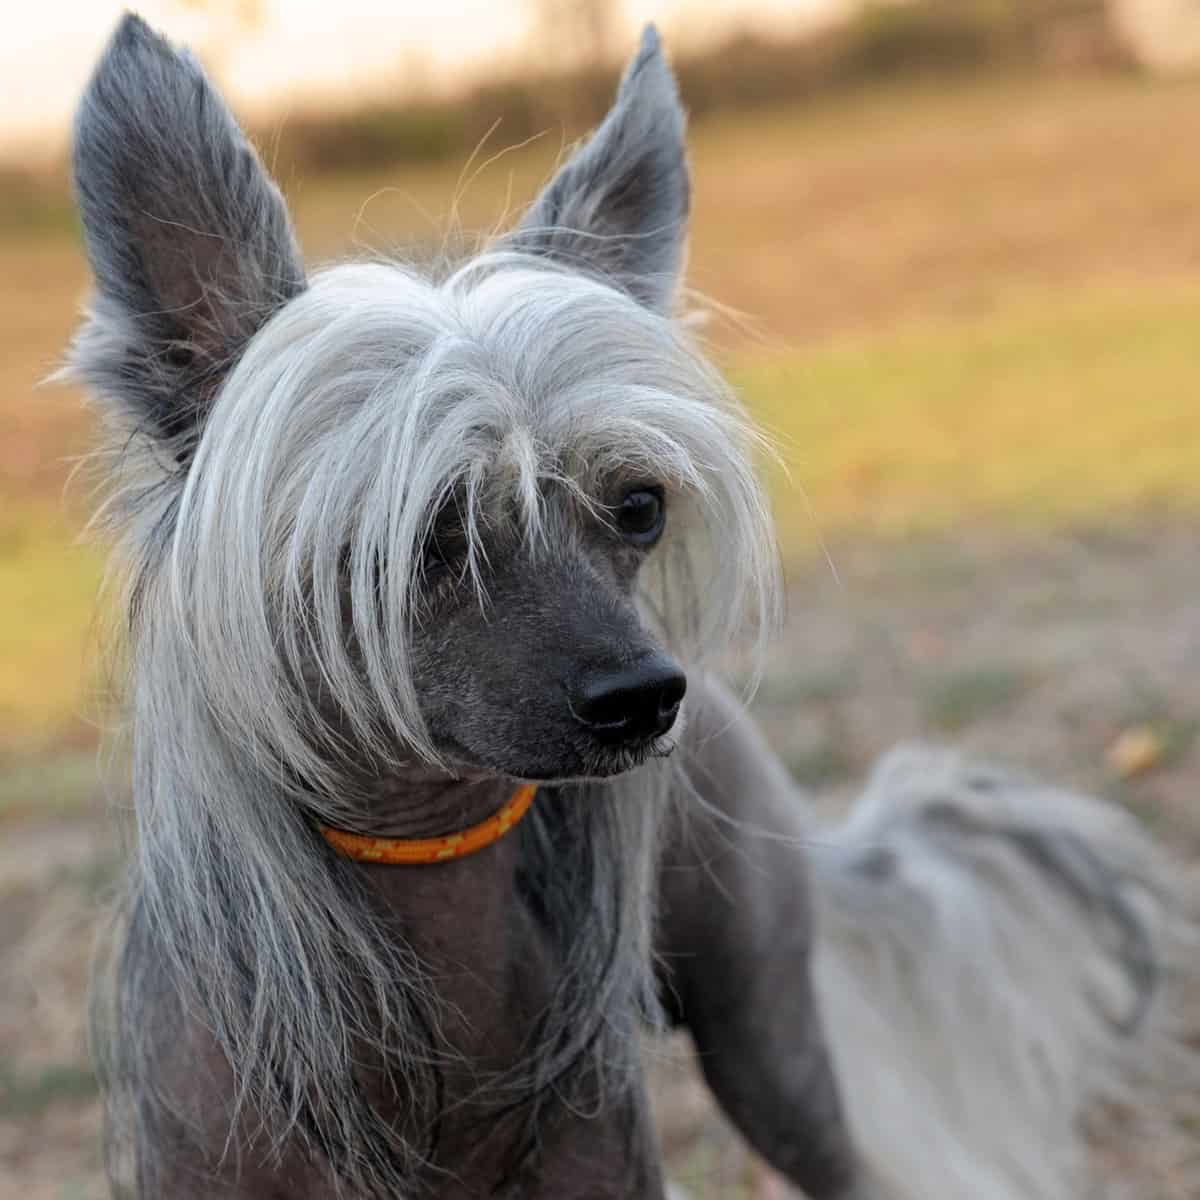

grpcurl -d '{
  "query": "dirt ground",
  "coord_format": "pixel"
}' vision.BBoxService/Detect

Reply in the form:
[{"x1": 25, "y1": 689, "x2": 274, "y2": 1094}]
[{"x1": 2, "y1": 519, "x2": 1196, "y2": 1200}]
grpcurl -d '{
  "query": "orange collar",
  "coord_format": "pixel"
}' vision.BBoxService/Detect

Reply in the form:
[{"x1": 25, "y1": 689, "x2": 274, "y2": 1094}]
[{"x1": 319, "y1": 784, "x2": 537, "y2": 866}]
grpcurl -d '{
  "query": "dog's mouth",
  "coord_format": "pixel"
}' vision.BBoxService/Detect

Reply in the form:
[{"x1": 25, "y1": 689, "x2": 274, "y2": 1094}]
[
  {"x1": 438, "y1": 727, "x2": 681, "y2": 785},
  {"x1": 564, "y1": 731, "x2": 680, "y2": 781},
  {"x1": 434, "y1": 673, "x2": 686, "y2": 784}
]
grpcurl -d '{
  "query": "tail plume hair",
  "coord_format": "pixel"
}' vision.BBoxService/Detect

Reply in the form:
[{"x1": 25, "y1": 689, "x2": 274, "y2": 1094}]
[{"x1": 810, "y1": 745, "x2": 1200, "y2": 1200}]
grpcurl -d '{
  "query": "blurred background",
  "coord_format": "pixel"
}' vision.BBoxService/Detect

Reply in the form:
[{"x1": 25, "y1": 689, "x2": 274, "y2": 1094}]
[{"x1": 3, "y1": 1, "x2": 1200, "y2": 1196}]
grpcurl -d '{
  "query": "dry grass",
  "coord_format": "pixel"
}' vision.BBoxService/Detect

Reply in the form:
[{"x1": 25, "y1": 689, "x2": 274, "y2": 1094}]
[
  {"x1": 283, "y1": 67, "x2": 1200, "y2": 345},
  {"x1": 687, "y1": 70, "x2": 1200, "y2": 343}
]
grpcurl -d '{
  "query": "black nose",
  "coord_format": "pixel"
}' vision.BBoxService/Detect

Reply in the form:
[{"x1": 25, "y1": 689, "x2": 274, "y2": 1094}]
[{"x1": 571, "y1": 655, "x2": 687, "y2": 745}]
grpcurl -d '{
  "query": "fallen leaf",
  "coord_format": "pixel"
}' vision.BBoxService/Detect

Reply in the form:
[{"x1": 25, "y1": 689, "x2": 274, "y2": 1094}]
[{"x1": 1107, "y1": 725, "x2": 1166, "y2": 778}]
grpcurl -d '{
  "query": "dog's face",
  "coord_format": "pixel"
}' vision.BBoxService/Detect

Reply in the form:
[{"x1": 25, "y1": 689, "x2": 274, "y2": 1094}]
[
  {"x1": 70, "y1": 18, "x2": 770, "y2": 788},
  {"x1": 408, "y1": 480, "x2": 685, "y2": 781}
]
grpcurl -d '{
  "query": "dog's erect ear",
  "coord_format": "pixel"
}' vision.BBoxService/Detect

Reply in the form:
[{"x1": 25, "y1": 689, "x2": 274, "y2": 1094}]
[
  {"x1": 512, "y1": 25, "x2": 689, "y2": 313},
  {"x1": 70, "y1": 14, "x2": 305, "y2": 463}
]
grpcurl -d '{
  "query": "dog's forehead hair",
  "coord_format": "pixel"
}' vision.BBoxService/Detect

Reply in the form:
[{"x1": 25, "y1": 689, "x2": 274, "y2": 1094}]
[{"x1": 209, "y1": 255, "x2": 731, "y2": 533}]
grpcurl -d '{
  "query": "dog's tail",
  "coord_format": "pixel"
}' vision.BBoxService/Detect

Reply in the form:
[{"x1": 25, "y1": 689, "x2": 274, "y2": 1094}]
[{"x1": 807, "y1": 745, "x2": 1200, "y2": 1200}]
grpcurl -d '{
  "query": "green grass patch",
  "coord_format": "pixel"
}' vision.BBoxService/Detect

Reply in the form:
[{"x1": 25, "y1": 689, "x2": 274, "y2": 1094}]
[
  {"x1": 751, "y1": 667, "x2": 854, "y2": 710},
  {"x1": 736, "y1": 281, "x2": 1200, "y2": 558},
  {"x1": 786, "y1": 741, "x2": 858, "y2": 789},
  {"x1": 0, "y1": 504, "x2": 106, "y2": 756},
  {"x1": 0, "y1": 752, "x2": 105, "y2": 822},
  {"x1": 920, "y1": 664, "x2": 1033, "y2": 732},
  {"x1": 0, "y1": 1061, "x2": 98, "y2": 1119}
]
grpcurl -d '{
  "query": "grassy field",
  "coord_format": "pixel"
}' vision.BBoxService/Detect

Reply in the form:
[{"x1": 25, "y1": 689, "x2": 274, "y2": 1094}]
[
  {"x1": 746, "y1": 280, "x2": 1200, "y2": 549},
  {"x1": 3, "y1": 65, "x2": 1200, "y2": 1198}
]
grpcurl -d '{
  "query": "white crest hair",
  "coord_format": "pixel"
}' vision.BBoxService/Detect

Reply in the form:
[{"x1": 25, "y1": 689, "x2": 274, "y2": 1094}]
[
  {"x1": 159, "y1": 252, "x2": 777, "y2": 799},
  {"x1": 66, "y1": 16, "x2": 779, "y2": 1195},
  {"x1": 83, "y1": 250, "x2": 779, "y2": 1196}
]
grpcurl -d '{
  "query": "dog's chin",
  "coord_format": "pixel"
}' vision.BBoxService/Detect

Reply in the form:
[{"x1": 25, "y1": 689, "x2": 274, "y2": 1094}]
[
  {"x1": 553, "y1": 733, "x2": 679, "y2": 783},
  {"x1": 441, "y1": 733, "x2": 679, "y2": 786}
]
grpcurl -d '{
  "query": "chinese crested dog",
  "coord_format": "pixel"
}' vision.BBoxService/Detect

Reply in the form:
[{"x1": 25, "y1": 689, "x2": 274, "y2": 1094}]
[{"x1": 67, "y1": 15, "x2": 1196, "y2": 1199}]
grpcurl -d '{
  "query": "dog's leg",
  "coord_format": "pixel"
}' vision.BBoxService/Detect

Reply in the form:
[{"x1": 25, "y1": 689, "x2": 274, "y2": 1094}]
[{"x1": 656, "y1": 676, "x2": 875, "y2": 1200}]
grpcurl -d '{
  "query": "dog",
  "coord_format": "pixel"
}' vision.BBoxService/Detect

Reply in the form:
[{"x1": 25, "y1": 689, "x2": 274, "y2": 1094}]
[{"x1": 66, "y1": 15, "x2": 1197, "y2": 1199}]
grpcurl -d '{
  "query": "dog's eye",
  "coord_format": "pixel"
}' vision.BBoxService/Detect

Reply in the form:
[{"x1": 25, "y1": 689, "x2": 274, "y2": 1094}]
[
  {"x1": 423, "y1": 496, "x2": 469, "y2": 573},
  {"x1": 424, "y1": 525, "x2": 463, "y2": 571},
  {"x1": 616, "y1": 487, "x2": 665, "y2": 546}
]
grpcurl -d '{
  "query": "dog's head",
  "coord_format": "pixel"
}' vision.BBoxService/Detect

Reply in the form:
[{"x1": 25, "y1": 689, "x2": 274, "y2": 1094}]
[{"x1": 69, "y1": 17, "x2": 775, "y2": 790}]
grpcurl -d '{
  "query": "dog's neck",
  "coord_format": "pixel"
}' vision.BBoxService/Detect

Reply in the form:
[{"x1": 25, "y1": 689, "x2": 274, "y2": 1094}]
[
  {"x1": 352, "y1": 769, "x2": 519, "y2": 839},
  {"x1": 330, "y1": 774, "x2": 665, "y2": 1192}
]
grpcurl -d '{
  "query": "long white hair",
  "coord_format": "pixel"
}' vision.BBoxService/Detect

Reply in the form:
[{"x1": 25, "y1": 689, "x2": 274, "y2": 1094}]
[
  {"x1": 810, "y1": 746, "x2": 1200, "y2": 1200},
  {"x1": 65, "y1": 19, "x2": 777, "y2": 1195},
  {"x1": 84, "y1": 257, "x2": 777, "y2": 1195}
]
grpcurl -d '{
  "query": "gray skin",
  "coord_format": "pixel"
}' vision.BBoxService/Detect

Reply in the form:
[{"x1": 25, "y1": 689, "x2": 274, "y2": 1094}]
[
  {"x1": 131, "y1": 807, "x2": 668, "y2": 1199},
  {"x1": 128, "y1": 678, "x2": 861, "y2": 1200},
  {"x1": 657, "y1": 679, "x2": 864, "y2": 1199},
  {"x1": 70, "y1": 16, "x2": 867, "y2": 1200}
]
